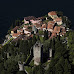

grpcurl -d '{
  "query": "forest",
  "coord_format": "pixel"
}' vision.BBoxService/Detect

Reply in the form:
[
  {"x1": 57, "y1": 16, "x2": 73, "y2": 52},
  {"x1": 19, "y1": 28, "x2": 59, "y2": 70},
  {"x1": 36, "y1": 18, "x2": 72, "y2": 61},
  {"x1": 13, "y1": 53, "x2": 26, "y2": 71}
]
[{"x1": 0, "y1": 30, "x2": 74, "y2": 74}]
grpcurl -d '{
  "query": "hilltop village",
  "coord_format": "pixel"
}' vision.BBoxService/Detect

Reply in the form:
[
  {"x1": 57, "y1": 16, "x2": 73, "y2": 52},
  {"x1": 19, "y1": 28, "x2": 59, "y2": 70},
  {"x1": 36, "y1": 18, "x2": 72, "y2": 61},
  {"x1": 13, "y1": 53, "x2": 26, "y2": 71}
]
[
  {"x1": 0, "y1": 11, "x2": 73, "y2": 74},
  {"x1": 7, "y1": 11, "x2": 67, "y2": 42}
]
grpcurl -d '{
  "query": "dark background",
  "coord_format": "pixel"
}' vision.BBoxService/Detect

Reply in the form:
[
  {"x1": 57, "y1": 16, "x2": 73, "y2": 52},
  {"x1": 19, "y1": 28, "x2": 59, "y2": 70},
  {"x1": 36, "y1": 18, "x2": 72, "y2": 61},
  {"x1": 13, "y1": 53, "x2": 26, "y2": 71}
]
[{"x1": 0, "y1": 0, "x2": 74, "y2": 41}]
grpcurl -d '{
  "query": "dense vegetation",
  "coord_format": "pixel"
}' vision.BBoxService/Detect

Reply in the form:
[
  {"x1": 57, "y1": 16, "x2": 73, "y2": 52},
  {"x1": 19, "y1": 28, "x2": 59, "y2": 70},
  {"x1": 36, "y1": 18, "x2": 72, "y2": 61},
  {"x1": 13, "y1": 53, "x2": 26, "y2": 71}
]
[
  {"x1": 0, "y1": 36, "x2": 37, "y2": 74},
  {"x1": 0, "y1": 30, "x2": 74, "y2": 74}
]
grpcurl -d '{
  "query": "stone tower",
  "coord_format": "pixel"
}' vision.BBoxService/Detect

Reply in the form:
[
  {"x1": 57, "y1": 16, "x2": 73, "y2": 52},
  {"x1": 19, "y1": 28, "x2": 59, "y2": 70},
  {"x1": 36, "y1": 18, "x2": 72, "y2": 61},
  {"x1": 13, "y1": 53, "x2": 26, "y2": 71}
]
[{"x1": 33, "y1": 42, "x2": 43, "y2": 65}]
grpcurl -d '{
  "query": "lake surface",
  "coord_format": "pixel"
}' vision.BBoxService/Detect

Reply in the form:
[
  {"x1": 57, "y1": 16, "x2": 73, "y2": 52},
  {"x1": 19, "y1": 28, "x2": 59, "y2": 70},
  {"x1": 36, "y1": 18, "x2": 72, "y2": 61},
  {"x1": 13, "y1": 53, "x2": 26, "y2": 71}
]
[{"x1": 0, "y1": 0, "x2": 74, "y2": 42}]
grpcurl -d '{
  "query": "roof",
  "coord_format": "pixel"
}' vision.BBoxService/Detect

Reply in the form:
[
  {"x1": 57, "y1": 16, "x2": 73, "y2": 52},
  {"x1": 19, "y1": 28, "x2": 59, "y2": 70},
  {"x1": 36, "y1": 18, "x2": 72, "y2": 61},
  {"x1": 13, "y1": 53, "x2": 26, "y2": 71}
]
[
  {"x1": 12, "y1": 26, "x2": 19, "y2": 31},
  {"x1": 24, "y1": 16, "x2": 36, "y2": 21},
  {"x1": 12, "y1": 35, "x2": 31, "y2": 41},
  {"x1": 54, "y1": 17, "x2": 62, "y2": 22},
  {"x1": 47, "y1": 23, "x2": 54, "y2": 29},
  {"x1": 34, "y1": 23, "x2": 41, "y2": 28},
  {"x1": 53, "y1": 26, "x2": 61, "y2": 32},
  {"x1": 48, "y1": 11, "x2": 57, "y2": 15},
  {"x1": 12, "y1": 32, "x2": 20, "y2": 37},
  {"x1": 25, "y1": 29, "x2": 32, "y2": 32},
  {"x1": 48, "y1": 21, "x2": 55, "y2": 25},
  {"x1": 61, "y1": 27, "x2": 66, "y2": 33},
  {"x1": 42, "y1": 24, "x2": 47, "y2": 28}
]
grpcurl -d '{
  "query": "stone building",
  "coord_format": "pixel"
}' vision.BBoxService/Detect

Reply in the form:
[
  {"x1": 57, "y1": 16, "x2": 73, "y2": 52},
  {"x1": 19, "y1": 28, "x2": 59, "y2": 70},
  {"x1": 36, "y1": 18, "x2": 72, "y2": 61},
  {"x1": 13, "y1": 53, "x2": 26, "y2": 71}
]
[
  {"x1": 33, "y1": 42, "x2": 43, "y2": 65},
  {"x1": 18, "y1": 61, "x2": 25, "y2": 71},
  {"x1": 32, "y1": 25, "x2": 37, "y2": 34}
]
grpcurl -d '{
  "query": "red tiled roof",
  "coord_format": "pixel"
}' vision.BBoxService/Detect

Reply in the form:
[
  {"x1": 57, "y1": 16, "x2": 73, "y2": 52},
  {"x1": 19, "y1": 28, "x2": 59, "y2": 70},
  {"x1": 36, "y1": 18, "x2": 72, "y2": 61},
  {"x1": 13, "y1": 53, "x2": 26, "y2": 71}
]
[
  {"x1": 54, "y1": 26, "x2": 61, "y2": 32},
  {"x1": 48, "y1": 21, "x2": 55, "y2": 25},
  {"x1": 34, "y1": 23, "x2": 41, "y2": 28},
  {"x1": 48, "y1": 11, "x2": 57, "y2": 15},
  {"x1": 12, "y1": 32, "x2": 20, "y2": 37},
  {"x1": 12, "y1": 26, "x2": 19, "y2": 31},
  {"x1": 42, "y1": 24, "x2": 47, "y2": 28},
  {"x1": 12, "y1": 35, "x2": 31, "y2": 41},
  {"x1": 54, "y1": 17, "x2": 62, "y2": 22},
  {"x1": 47, "y1": 24, "x2": 54, "y2": 29}
]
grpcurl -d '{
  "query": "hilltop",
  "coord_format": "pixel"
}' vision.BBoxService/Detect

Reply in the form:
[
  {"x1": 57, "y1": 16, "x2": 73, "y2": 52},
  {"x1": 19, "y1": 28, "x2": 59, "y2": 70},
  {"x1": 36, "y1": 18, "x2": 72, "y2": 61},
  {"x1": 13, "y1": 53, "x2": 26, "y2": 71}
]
[
  {"x1": 0, "y1": 11, "x2": 74, "y2": 74},
  {"x1": 2, "y1": 11, "x2": 71, "y2": 46}
]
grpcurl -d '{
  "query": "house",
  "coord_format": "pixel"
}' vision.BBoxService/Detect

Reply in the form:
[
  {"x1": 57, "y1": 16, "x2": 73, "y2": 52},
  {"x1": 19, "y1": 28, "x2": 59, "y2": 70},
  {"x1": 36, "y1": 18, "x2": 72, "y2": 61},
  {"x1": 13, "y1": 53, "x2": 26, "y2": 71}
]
[
  {"x1": 24, "y1": 29, "x2": 31, "y2": 36},
  {"x1": 47, "y1": 21, "x2": 55, "y2": 32},
  {"x1": 34, "y1": 23, "x2": 42, "y2": 30},
  {"x1": 12, "y1": 32, "x2": 20, "y2": 38},
  {"x1": 48, "y1": 21, "x2": 55, "y2": 25},
  {"x1": 12, "y1": 34, "x2": 32, "y2": 42},
  {"x1": 54, "y1": 17, "x2": 62, "y2": 25},
  {"x1": 41, "y1": 24, "x2": 47, "y2": 31},
  {"x1": 48, "y1": 11, "x2": 58, "y2": 19},
  {"x1": 11, "y1": 26, "x2": 19, "y2": 34},
  {"x1": 30, "y1": 19, "x2": 42, "y2": 24},
  {"x1": 17, "y1": 29, "x2": 24, "y2": 35},
  {"x1": 24, "y1": 16, "x2": 36, "y2": 24},
  {"x1": 53, "y1": 26, "x2": 61, "y2": 35}
]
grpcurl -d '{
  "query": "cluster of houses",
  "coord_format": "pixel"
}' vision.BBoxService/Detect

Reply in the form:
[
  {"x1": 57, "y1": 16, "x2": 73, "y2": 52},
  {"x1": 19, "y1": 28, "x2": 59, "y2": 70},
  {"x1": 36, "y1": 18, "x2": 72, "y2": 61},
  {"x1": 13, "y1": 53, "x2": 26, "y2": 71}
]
[{"x1": 11, "y1": 11, "x2": 66, "y2": 41}]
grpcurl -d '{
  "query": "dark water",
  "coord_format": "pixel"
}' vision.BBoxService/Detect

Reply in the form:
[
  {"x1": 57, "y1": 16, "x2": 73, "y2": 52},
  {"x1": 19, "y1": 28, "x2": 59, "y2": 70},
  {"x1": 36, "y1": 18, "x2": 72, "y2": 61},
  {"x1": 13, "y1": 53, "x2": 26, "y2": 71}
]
[{"x1": 0, "y1": 0, "x2": 74, "y2": 42}]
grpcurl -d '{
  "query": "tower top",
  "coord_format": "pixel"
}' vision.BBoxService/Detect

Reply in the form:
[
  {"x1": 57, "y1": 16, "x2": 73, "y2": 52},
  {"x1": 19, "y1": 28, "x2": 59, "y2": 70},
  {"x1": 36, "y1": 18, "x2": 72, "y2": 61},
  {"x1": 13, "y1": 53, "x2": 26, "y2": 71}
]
[{"x1": 34, "y1": 41, "x2": 43, "y2": 47}]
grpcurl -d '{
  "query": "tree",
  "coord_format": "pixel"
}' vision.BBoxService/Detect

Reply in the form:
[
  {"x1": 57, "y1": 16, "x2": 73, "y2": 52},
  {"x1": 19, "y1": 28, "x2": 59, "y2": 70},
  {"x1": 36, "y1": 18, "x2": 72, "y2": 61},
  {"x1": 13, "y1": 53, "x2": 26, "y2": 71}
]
[
  {"x1": 33, "y1": 65, "x2": 45, "y2": 74},
  {"x1": 64, "y1": 59, "x2": 71, "y2": 74},
  {"x1": 32, "y1": 35, "x2": 37, "y2": 45},
  {"x1": 16, "y1": 71, "x2": 26, "y2": 74},
  {"x1": 44, "y1": 30, "x2": 48, "y2": 40},
  {"x1": 56, "y1": 11, "x2": 63, "y2": 17}
]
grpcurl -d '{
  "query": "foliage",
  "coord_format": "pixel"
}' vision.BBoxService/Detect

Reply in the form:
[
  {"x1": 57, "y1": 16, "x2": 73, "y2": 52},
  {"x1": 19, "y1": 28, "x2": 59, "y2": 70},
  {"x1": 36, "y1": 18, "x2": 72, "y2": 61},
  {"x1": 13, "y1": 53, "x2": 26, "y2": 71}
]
[
  {"x1": 32, "y1": 65, "x2": 45, "y2": 74},
  {"x1": 44, "y1": 30, "x2": 48, "y2": 40},
  {"x1": 67, "y1": 31, "x2": 74, "y2": 66},
  {"x1": 56, "y1": 11, "x2": 63, "y2": 17},
  {"x1": 45, "y1": 37, "x2": 72, "y2": 74},
  {"x1": 62, "y1": 16, "x2": 71, "y2": 28},
  {"x1": 0, "y1": 37, "x2": 37, "y2": 74},
  {"x1": 38, "y1": 30, "x2": 44, "y2": 35}
]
